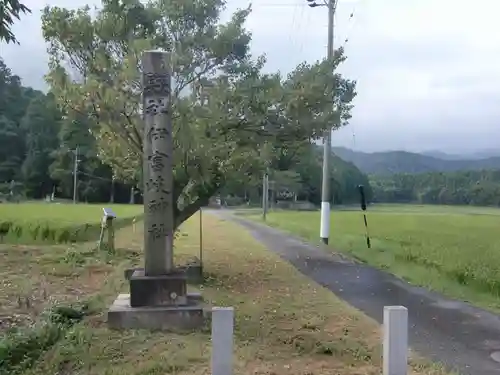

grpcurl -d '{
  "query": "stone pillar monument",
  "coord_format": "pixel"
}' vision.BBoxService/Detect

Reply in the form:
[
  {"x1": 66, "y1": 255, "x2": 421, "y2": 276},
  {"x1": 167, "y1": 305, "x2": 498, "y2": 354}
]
[
  {"x1": 107, "y1": 51, "x2": 205, "y2": 331},
  {"x1": 141, "y1": 51, "x2": 174, "y2": 275}
]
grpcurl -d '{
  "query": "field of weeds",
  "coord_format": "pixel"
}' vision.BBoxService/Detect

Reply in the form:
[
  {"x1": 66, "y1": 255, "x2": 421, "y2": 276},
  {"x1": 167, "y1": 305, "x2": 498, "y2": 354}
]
[{"x1": 0, "y1": 209, "x2": 447, "y2": 375}]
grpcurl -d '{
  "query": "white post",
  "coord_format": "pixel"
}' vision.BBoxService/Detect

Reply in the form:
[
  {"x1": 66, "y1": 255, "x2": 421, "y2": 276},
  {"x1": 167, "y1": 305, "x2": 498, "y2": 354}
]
[
  {"x1": 211, "y1": 307, "x2": 234, "y2": 375},
  {"x1": 320, "y1": 202, "x2": 330, "y2": 243},
  {"x1": 383, "y1": 306, "x2": 408, "y2": 375}
]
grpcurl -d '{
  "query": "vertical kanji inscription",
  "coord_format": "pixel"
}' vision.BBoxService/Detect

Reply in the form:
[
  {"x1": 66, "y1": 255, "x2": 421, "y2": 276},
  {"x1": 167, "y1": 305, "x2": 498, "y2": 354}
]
[{"x1": 142, "y1": 51, "x2": 174, "y2": 276}]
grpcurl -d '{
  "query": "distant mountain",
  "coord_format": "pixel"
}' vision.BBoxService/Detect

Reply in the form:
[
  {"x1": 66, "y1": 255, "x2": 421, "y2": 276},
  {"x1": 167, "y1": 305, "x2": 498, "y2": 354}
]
[
  {"x1": 420, "y1": 151, "x2": 465, "y2": 160},
  {"x1": 332, "y1": 147, "x2": 500, "y2": 175},
  {"x1": 421, "y1": 149, "x2": 500, "y2": 160},
  {"x1": 467, "y1": 149, "x2": 500, "y2": 160}
]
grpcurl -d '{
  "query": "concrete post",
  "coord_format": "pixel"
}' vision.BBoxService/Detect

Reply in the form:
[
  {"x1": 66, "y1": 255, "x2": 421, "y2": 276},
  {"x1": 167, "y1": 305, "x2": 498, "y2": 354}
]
[
  {"x1": 383, "y1": 306, "x2": 408, "y2": 375},
  {"x1": 142, "y1": 50, "x2": 174, "y2": 276},
  {"x1": 211, "y1": 307, "x2": 234, "y2": 375},
  {"x1": 106, "y1": 217, "x2": 115, "y2": 252},
  {"x1": 98, "y1": 216, "x2": 106, "y2": 251}
]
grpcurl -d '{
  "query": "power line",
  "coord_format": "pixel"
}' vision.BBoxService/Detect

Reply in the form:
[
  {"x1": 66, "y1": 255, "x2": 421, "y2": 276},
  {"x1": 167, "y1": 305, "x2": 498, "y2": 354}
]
[
  {"x1": 338, "y1": 0, "x2": 360, "y2": 50},
  {"x1": 79, "y1": 171, "x2": 113, "y2": 182},
  {"x1": 287, "y1": 0, "x2": 300, "y2": 48}
]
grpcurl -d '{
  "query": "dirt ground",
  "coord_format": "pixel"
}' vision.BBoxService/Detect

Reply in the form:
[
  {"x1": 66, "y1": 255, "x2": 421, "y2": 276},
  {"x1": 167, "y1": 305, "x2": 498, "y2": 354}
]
[{"x1": 0, "y1": 214, "x2": 450, "y2": 375}]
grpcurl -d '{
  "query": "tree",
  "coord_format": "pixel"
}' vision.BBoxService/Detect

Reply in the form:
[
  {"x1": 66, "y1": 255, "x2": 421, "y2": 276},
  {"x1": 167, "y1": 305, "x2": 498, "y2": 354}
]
[
  {"x1": 21, "y1": 93, "x2": 61, "y2": 198},
  {"x1": 0, "y1": 58, "x2": 34, "y2": 187},
  {"x1": 42, "y1": 0, "x2": 356, "y2": 229},
  {"x1": 0, "y1": 0, "x2": 30, "y2": 44},
  {"x1": 370, "y1": 170, "x2": 500, "y2": 207},
  {"x1": 271, "y1": 170, "x2": 302, "y2": 199},
  {"x1": 0, "y1": 57, "x2": 135, "y2": 203},
  {"x1": 0, "y1": 115, "x2": 23, "y2": 182},
  {"x1": 215, "y1": 142, "x2": 372, "y2": 206},
  {"x1": 49, "y1": 111, "x2": 114, "y2": 202},
  {"x1": 292, "y1": 144, "x2": 371, "y2": 205}
]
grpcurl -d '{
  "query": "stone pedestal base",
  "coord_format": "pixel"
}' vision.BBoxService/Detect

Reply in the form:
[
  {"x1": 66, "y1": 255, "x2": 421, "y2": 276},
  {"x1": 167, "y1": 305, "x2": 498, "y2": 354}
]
[
  {"x1": 107, "y1": 294, "x2": 207, "y2": 331},
  {"x1": 129, "y1": 269, "x2": 187, "y2": 307},
  {"x1": 108, "y1": 265, "x2": 207, "y2": 331},
  {"x1": 125, "y1": 258, "x2": 203, "y2": 284},
  {"x1": 183, "y1": 258, "x2": 203, "y2": 284}
]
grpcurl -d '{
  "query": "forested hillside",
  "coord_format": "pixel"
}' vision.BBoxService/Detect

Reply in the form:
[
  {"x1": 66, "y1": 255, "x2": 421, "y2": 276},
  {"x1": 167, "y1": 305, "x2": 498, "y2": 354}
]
[
  {"x1": 333, "y1": 146, "x2": 500, "y2": 175},
  {"x1": 330, "y1": 147, "x2": 500, "y2": 207}
]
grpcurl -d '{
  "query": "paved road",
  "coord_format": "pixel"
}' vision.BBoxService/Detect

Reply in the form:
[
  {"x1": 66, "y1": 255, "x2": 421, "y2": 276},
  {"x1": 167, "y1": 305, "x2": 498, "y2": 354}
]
[{"x1": 215, "y1": 210, "x2": 500, "y2": 375}]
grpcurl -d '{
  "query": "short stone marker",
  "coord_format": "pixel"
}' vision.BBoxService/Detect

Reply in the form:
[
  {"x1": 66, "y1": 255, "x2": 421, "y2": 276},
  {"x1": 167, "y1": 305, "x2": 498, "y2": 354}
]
[
  {"x1": 383, "y1": 305, "x2": 408, "y2": 375},
  {"x1": 211, "y1": 307, "x2": 234, "y2": 375},
  {"x1": 107, "y1": 50, "x2": 205, "y2": 331}
]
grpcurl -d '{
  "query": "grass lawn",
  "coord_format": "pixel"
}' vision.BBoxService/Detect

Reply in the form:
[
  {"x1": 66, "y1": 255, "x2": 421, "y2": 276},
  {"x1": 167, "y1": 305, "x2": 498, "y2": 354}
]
[
  {"x1": 0, "y1": 211, "x2": 447, "y2": 375},
  {"x1": 244, "y1": 204, "x2": 500, "y2": 313},
  {"x1": 0, "y1": 203, "x2": 143, "y2": 244}
]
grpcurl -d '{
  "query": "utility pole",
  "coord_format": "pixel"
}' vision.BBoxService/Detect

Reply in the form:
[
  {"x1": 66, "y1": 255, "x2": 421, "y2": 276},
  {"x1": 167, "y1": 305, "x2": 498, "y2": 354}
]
[
  {"x1": 73, "y1": 146, "x2": 79, "y2": 204},
  {"x1": 110, "y1": 177, "x2": 115, "y2": 203},
  {"x1": 261, "y1": 139, "x2": 271, "y2": 221},
  {"x1": 262, "y1": 171, "x2": 268, "y2": 221},
  {"x1": 307, "y1": 0, "x2": 335, "y2": 244}
]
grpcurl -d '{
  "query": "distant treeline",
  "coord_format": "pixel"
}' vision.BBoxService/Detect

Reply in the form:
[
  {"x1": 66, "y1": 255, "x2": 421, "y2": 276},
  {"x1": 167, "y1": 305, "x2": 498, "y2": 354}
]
[
  {"x1": 371, "y1": 170, "x2": 500, "y2": 206},
  {"x1": 0, "y1": 58, "x2": 137, "y2": 203}
]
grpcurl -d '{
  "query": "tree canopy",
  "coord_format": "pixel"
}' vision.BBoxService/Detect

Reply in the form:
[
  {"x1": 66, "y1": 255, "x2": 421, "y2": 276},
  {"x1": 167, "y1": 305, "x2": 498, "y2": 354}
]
[
  {"x1": 0, "y1": 57, "x2": 131, "y2": 202},
  {"x1": 219, "y1": 143, "x2": 372, "y2": 206},
  {"x1": 0, "y1": 0, "x2": 30, "y2": 44},
  {"x1": 371, "y1": 170, "x2": 500, "y2": 207},
  {"x1": 0, "y1": 56, "x2": 369, "y2": 207},
  {"x1": 41, "y1": 0, "x2": 357, "y2": 228}
]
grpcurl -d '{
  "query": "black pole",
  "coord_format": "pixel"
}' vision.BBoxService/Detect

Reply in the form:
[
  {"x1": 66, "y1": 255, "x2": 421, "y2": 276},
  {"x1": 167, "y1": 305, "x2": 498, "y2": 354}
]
[{"x1": 358, "y1": 185, "x2": 371, "y2": 249}]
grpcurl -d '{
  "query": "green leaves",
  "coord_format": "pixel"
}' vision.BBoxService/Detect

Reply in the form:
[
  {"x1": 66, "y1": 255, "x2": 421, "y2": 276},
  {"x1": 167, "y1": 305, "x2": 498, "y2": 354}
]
[
  {"x1": 0, "y1": 0, "x2": 31, "y2": 44},
  {"x1": 283, "y1": 50, "x2": 356, "y2": 141},
  {"x1": 42, "y1": 0, "x2": 357, "y2": 227}
]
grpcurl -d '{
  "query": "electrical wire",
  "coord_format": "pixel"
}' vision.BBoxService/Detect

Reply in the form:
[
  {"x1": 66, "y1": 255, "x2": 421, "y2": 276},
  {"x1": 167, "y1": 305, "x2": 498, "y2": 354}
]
[
  {"x1": 338, "y1": 0, "x2": 360, "y2": 51},
  {"x1": 287, "y1": 0, "x2": 301, "y2": 55},
  {"x1": 77, "y1": 170, "x2": 113, "y2": 182},
  {"x1": 295, "y1": 0, "x2": 311, "y2": 60}
]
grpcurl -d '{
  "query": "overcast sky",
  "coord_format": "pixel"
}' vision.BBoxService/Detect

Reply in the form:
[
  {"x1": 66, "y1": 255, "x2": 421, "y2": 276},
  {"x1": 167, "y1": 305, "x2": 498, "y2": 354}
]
[{"x1": 2, "y1": 0, "x2": 499, "y2": 154}]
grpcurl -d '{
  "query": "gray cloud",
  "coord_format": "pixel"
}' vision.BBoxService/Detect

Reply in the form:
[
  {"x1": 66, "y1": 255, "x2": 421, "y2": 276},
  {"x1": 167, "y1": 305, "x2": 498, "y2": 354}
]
[{"x1": 2, "y1": 0, "x2": 500, "y2": 154}]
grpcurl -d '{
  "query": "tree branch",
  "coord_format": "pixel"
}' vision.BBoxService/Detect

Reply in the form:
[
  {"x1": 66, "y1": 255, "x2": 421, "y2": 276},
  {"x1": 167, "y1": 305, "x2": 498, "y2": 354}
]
[
  {"x1": 174, "y1": 62, "x2": 218, "y2": 98},
  {"x1": 174, "y1": 195, "x2": 210, "y2": 230}
]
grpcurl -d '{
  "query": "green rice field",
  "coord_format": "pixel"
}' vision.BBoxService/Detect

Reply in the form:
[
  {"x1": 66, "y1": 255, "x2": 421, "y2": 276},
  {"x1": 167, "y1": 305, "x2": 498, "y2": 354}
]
[
  {"x1": 0, "y1": 203, "x2": 143, "y2": 244},
  {"x1": 247, "y1": 204, "x2": 500, "y2": 312}
]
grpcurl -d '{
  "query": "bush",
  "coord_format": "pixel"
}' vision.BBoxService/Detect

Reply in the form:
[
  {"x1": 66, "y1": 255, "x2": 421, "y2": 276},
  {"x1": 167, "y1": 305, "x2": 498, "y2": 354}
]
[
  {"x1": 0, "y1": 322, "x2": 63, "y2": 375},
  {"x1": 0, "y1": 305, "x2": 87, "y2": 375}
]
